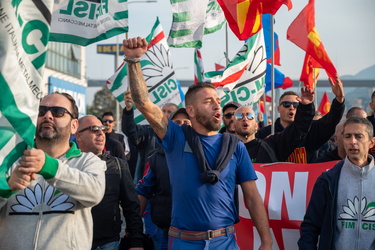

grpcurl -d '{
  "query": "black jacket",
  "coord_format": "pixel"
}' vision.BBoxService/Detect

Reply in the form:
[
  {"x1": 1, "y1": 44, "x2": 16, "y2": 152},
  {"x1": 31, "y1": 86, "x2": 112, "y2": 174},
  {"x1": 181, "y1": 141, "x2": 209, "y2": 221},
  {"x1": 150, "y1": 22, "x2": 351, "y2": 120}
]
[
  {"x1": 313, "y1": 147, "x2": 342, "y2": 163},
  {"x1": 91, "y1": 153, "x2": 143, "y2": 249},
  {"x1": 256, "y1": 98, "x2": 345, "y2": 163},
  {"x1": 246, "y1": 102, "x2": 315, "y2": 163},
  {"x1": 122, "y1": 108, "x2": 160, "y2": 181}
]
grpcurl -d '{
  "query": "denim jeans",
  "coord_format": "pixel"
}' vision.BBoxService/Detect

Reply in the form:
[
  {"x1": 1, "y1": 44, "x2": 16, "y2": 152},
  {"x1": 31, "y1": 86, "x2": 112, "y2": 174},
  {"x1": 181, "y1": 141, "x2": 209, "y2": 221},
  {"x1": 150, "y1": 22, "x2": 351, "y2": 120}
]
[{"x1": 93, "y1": 240, "x2": 120, "y2": 250}]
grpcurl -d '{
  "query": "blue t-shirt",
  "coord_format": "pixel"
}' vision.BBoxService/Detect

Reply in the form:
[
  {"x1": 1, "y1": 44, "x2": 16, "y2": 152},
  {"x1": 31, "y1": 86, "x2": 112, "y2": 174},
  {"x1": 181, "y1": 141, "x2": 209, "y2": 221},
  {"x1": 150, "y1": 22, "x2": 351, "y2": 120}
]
[{"x1": 159, "y1": 120, "x2": 257, "y2": 231}]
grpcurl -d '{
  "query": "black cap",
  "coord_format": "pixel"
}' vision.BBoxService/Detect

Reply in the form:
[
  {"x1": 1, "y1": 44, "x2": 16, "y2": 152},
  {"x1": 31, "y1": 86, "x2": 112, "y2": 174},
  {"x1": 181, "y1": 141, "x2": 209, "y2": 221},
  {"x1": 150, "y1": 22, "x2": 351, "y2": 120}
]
[
  {"x1": 222, "y1": 101, "x2": 241, "y2": 113},
  {"x1": 170, "y1": 108, "x2": 189, "y2": 120}
]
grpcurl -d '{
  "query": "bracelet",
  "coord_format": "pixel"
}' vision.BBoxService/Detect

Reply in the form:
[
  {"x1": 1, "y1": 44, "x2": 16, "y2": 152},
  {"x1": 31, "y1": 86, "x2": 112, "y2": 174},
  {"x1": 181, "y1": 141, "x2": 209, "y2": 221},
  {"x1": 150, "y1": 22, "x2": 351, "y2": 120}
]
[{"x1": 124, "y1": 56, "x2": 140, "y2": 63}]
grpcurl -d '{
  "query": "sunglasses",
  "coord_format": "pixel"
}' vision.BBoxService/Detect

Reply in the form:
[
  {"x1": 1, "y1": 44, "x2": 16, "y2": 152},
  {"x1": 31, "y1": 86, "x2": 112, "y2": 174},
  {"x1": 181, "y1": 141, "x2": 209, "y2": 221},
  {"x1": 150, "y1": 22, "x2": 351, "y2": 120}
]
[
  {"x1": 103, "y1": 119, "x2": 114, "y2": 123},
  {"x1": 280, "y1": 101, "x2": 299, "y2": 108},
  {"x1": 38, "y1": 106, "x2": 75, "y2": 118},
  {"x1": 223, "y1": 112, "x2": 235, "y2": 119},
  {"x1": 78, "y1": 125, "x2": 107, "y2": 133},
  {"x1": 234, "y1": 113, "x2": 255, "y2": 121}
]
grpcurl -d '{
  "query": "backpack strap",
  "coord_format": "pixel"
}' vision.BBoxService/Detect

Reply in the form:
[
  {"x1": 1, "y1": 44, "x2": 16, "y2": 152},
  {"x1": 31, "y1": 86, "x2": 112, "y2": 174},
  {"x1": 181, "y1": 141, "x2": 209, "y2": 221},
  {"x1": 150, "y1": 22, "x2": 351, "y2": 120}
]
[
  {"x1": 181, "y1": 124, "x2": 240, "y2": 184},
  {"x1": 258, "y1": 140, "x2": 278, "y2": 163}
]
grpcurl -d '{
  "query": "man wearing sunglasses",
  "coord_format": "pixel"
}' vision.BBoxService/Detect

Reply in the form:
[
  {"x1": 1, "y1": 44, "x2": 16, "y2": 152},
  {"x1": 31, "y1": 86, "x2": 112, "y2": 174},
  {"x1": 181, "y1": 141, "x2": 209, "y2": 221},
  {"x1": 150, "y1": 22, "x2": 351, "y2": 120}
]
[
  {"x1": 0, "y1": 92, "x2": 106, "y2": 249},
  {"x1": 76, "y1": 115, "x2": 144, "y2": 250},
  {"x1": 218, "y1": 101, "x2": 241, "y2": 134},
  {"x1": 233, "y1": 86, "x2": 315, "y2": 163},
  {"x1": 256, "y1": 76, "x2": 345, "y2": 163},
  {"x1": 123, "y1": 37, "x2": 272, "y2": 250}
]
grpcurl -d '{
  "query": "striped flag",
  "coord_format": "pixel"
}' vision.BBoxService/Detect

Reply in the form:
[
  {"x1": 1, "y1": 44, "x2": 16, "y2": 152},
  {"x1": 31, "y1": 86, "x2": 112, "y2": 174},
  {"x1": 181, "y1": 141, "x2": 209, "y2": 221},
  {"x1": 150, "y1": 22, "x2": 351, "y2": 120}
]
[
  {"x1": 168, "y1": 0, "x2": 225, "y2": 48},
  {"x1": 0, "y1": 1, "x2": 54, "y2": 191},
  {"x1": 205, "y1": 31, "x2": 267, "y2": 107},
  {"x1": 49, "y1": 0, "x2": 128, "y2": 46},
  {"x1": 194, "y1": 49, "x2": 205, "y2": 83},
  {"x1": 107, "y1": 18, "x2": 183, "y2": 124}
]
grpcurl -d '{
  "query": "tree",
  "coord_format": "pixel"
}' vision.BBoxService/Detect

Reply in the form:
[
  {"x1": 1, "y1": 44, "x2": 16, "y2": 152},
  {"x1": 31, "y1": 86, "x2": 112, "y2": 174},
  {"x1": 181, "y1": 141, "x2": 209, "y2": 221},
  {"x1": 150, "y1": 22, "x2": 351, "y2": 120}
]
[{"x1": 87, "y1": 87, "x2": 118, "y2": 118}]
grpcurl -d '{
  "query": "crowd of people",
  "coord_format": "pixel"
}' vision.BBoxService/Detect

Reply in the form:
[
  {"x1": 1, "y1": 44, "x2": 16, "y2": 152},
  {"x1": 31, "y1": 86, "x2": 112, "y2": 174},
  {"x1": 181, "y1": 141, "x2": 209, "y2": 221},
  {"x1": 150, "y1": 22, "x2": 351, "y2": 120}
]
[{"x1": 0, "y1": 36, "x2": 374, "y2": 250}]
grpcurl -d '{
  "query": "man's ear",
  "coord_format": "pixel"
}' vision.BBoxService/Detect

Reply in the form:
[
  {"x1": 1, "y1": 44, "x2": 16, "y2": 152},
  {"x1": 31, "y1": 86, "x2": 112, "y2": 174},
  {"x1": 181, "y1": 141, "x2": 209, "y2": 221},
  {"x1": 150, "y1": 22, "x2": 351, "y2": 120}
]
[
  {"x1": 369, "y1": 137, "x2": 375, "y2": 150},
  {"x1": 186, "y1": 105, "x2": 195, "y2": 118},
  {"x1": 71, "y1": 119, "x2": 79, "y2": 134}
]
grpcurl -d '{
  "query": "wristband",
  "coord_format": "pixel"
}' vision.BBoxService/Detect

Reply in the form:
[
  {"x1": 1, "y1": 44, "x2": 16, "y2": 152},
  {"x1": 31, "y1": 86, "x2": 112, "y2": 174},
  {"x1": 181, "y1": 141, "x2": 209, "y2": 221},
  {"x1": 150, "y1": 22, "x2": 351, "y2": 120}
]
[{"x1": 124, "y1": 56, "x2": 140, "y2": 63}]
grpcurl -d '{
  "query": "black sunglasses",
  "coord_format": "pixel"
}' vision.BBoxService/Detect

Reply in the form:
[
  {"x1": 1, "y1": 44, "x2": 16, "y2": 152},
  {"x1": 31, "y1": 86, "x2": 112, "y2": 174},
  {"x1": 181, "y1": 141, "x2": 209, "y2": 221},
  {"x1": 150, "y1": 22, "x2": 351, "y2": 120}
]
[
  {"x1": 223, "y1": 112, "x2": 235, "y2": 119},
  {"x1": 38, "y1": 106, "x2": 75, "y2": 118},
  {"x1": 78, "y1": 125, "x2": 107, "y2": 133},
  {"x1": 234, "y1": 113, "x2": 255, "y2": 121},
  {"x1": 280, "y1": 101, "x2": 299, "y2": 108},
  {"x1": 102, "y1": 119, "x2": 114, "y2": 123}
]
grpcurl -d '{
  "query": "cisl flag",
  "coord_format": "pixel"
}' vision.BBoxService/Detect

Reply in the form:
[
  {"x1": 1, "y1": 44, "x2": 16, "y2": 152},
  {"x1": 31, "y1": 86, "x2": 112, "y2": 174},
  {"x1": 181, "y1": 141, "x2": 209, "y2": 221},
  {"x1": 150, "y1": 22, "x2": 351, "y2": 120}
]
[
  {"x1": 0, "y1": 1, "x2": 54, "y2": 192},
  {"x1": 50, "y1": 0, "x2": 128, "y2": 46},
  {"x1": 107, "y1": 17, "x2": 183, "y2": 124},
  {"x1": 205, "y1": 31, "x2": 267, "y2": 108}
]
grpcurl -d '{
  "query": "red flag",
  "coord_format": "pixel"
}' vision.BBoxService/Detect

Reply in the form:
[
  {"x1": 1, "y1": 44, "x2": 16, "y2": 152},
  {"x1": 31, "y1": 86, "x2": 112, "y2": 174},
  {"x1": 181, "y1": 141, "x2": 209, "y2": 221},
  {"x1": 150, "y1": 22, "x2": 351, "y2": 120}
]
[
  {"x1": 300, "y1": 53, "x2": 321, "y2": 89},
  {"x1": 217, "y1": 0, "x2": 263, "y2": 40},
  {"x1": 287, "y1": 0, "x2": 337, "y2": 80},
  {"x1": 318, "y1": 92, "x2": 331, "y2": 115},
  {"x1": 215, "y1": 63, "x2": 225, "y2": 71},
  {"x1": 262, "y1": 0, "x2": 292, "y2": 15},
  {"x1": 281, "y1": 77, "x2": 293, "y2": 89}
]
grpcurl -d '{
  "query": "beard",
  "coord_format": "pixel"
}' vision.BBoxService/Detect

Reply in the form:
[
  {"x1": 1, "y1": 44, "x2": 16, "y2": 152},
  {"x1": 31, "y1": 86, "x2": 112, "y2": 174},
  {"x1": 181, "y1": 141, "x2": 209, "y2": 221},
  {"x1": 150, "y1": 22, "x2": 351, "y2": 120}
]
[
  {"x1": 195, "y1": 110, "x2": 221, "y2": 132},
  {"x1": 36, "y1": 121, "x2": 70, "y2": 143}
]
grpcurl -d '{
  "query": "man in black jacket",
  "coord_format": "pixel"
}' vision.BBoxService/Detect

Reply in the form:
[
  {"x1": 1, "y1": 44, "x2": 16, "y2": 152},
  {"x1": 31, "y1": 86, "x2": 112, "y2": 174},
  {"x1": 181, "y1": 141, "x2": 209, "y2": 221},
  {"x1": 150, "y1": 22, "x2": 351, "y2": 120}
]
[
  {"x1": 76, "y1": 115, "x2": 144, "y2": 250},
  {"x1": 234, "y1": 86, "x2": 315, "y2": 163},
  {"x1": 256, "y1": 75, "x2": 345, "y2": 163}
]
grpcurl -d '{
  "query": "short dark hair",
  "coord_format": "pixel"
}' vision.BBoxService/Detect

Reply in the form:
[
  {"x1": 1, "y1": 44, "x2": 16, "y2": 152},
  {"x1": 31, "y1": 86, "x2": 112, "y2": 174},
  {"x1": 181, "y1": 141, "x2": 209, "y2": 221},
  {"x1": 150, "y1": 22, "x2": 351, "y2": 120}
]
[
  {"x1": 102, "y1": 111, "x2": 114, "y2": 119},
  {"x1": 343, "y1": 116, "x2": 373, "y2": 139},
  {"x1": 371, "y1": 90, "x2": 375, "y2": 101},
  {"x1": 279, "y1": 91, "x2": 298, "y2": 104},
  {"x1": 49, "y1": 92, "x2": 79, "y2": 119},
  {"x1": 185, "y1": 82, "x2": 215, "y2": 106},
  {"x1": 346, "y1": 107, "x2": 366, "y2": 119}
]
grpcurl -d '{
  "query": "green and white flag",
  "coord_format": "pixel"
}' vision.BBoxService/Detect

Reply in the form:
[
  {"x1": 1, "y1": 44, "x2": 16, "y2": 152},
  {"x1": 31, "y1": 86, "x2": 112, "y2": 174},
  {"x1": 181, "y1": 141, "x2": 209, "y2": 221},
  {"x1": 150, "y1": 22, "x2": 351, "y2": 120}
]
[
  {"x1": 168, "y1": 0, "x2": 225, "y2": 48},
  {"x1": 107, "y1": 18, "x2": 183, "y2": 124},
  {"x1": 205, "y1": 31, "x2": 267, "y2": 108},
  {"x1": 50, "y1": 0, "x2": 128, "y2": 46},
  {"x1": 0, "y1": 1, "x2": 54, "y2": 191}
]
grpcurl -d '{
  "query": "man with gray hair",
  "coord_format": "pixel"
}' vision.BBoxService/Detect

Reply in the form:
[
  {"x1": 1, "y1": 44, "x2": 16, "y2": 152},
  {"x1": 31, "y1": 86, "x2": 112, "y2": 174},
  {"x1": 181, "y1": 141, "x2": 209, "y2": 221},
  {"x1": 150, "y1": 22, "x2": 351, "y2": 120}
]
[{"x1": 299, "y1": 116, "x2": 375, "y2": 249}]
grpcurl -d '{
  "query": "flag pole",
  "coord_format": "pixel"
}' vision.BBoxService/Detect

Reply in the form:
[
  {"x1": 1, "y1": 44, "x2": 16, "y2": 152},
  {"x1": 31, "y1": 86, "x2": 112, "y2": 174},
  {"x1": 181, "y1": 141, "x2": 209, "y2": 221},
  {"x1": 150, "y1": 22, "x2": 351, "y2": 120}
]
[
  {"x1": 270, "y1": 15, "x2": 275, "y2": 134},
  {"x1": 115, "y1": 35, "x2": 121, "y2": 131},
  {"x1": 313, "y1": 68, "x2": 318, "y2": 109},
  {"x1": 225, "y1": 23, "x2": 229, "y2": 66}
]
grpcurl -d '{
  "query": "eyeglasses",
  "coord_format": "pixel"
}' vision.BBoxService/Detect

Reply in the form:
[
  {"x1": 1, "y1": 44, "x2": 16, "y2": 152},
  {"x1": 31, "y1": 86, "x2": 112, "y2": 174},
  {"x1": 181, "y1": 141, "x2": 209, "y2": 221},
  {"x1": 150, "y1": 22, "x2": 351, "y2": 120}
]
[
  {"x1": 234, "y1": 113, "x2": 255, "y2": 121},
  {"x1": 280, "y1": 101, "x2": 299, "y2": 108},
  {"x1": 38, "y1": 106, "x2": 75, "y2": 119},
  {"x1": 78, "y1": 125, "x2": 107, "y2": 133},
  {"x1": 223, "y1": 112, "x2": 235, "y2": 119},
  {"x1": 102, "y1": 119, "x2": 114, "y2": 123}
]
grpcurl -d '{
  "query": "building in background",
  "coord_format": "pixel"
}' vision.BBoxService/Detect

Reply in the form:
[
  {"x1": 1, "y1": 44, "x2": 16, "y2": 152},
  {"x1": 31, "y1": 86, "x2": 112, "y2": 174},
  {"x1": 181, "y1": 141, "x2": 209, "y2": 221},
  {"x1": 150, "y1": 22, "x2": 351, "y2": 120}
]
[{"x1": 43, "y1": 42, "x2": 87, "y2": 117}]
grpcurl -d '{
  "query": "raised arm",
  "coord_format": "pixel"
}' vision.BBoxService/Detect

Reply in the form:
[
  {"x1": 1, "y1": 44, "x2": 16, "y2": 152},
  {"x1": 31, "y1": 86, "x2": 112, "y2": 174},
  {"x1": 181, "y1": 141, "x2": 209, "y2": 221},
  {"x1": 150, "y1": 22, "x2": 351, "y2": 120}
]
[{"x1": 123, "y1": 37, "x2": 168, "y2": 139}]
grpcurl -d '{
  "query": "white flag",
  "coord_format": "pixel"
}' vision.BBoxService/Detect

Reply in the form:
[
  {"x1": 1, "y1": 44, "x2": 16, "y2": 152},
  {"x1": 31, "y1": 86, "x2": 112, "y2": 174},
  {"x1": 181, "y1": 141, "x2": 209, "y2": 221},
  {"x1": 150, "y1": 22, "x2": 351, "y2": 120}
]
[
  {"x1": 107, "y1": 18, "x2": 183, "y2": 124},
  {"x1": 205, "y1": 31, "x2": 267, "y2": 107},
  {"x1": 50, "y1": 0, "x2": 128, "y2": 46},
  {"x1": 0, "y1": 1, "x2": 54, "y2": 191},
  {"x1": 168, "y1": 0, "x2": 225, "y2": 48}
]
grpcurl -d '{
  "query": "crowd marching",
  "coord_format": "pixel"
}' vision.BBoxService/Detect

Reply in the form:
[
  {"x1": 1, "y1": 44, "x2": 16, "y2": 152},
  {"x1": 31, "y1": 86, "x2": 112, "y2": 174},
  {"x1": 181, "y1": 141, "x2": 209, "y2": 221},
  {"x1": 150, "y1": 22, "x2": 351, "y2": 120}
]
[{"x1": 1, "y1": 37, "x2": 374, "y2": 250}]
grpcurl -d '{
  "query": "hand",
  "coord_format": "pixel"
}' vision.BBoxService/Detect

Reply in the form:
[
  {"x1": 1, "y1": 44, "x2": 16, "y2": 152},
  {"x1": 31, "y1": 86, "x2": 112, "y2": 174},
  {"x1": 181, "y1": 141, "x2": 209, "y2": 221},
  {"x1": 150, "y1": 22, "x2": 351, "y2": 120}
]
[
  {"x1": 8, "y1": 166, "x2": 33, "y2": 191},
  {"x1": 124, "y1": 91, "x2": 134, "y2": 111},
  {"x1": 18, "y1": 148, "x2": 46, "y2": 174},
  {"x1": 123, "y1": 37, "x2": 148, "y2": 59},
  {"x1": 329, "y1": 74, "x2": 345, "y2": 103},
  {"x1": 297, "y1": 85, "x2": 315, "y2": 105}
]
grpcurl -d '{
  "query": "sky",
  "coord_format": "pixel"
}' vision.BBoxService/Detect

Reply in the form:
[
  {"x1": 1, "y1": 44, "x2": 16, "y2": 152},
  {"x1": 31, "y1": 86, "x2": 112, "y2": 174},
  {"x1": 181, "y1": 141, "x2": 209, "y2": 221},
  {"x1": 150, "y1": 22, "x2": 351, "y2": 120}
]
[{"x1": 85, "y1": 0, "x2": 375, "y2": 86}]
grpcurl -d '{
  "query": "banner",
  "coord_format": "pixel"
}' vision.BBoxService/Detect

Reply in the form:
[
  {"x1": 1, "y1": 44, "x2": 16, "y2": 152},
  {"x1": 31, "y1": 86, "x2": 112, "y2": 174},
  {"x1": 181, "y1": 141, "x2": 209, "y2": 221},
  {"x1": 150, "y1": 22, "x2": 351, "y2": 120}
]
[
  {"x1": 205, "y1": 31, "x2": 267, "y2": 108},
  {"x1": 236, "y1": 161, "x2": 338, "y2": 249},
  {"x1": 107, "y1": 18, "x2": 183, "y2": 124},
  {"x1": 0, "y1": 1, "x2": 54, "y2": 191},
  {"x1": 168, "y1": 0, "x2": 225, "y2": 48},
  {"x1": 50, "y1": 0, "x2": 128, "y2": 46},
  {"x1": 194, "y1": 49, "x2": 205, "y2": 83}
]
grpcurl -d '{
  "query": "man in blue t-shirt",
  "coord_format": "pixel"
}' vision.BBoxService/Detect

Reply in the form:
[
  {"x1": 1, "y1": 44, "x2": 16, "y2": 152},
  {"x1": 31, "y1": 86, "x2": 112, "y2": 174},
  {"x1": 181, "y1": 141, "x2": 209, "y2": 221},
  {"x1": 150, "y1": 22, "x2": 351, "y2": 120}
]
[{"x1": 122, "y1": 37, "x2": 272, "y2": 249}]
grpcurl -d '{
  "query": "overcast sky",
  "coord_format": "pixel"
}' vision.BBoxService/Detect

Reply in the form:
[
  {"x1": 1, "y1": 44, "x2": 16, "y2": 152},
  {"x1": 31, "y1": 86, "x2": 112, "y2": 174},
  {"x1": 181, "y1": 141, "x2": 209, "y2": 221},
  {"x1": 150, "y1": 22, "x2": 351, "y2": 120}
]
[{"x1": 85, "y1": 0, "x2": 375, "y2": 82}]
